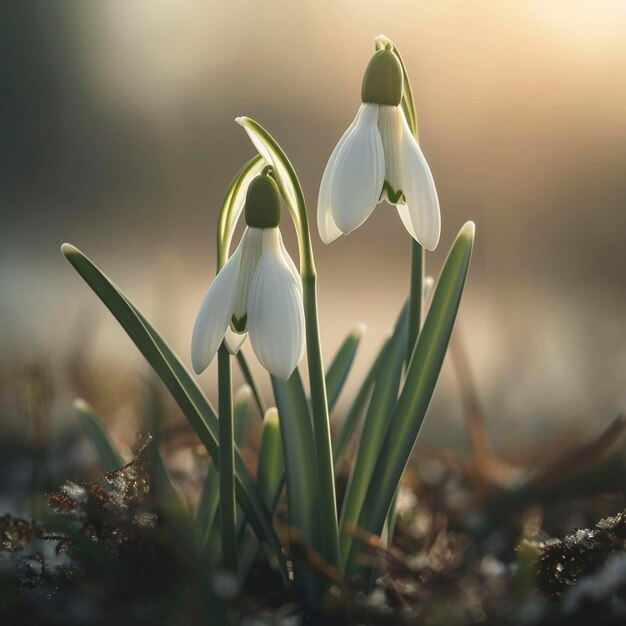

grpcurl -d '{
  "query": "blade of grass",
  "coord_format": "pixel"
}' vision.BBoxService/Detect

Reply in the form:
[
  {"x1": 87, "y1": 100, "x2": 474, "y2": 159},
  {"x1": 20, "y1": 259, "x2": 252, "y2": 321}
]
[
  {"x1": 345, "y1": 222, "x2": 475, "y2": 575},
  {"x1": 62, "y1": 244, "x2": 288, "y2": 585},
  {"x1": 332, "y1": 340, "x2": 386, "y2": 470},
  {"x1": 325, "y1": 325, "x2": 365, "y2": 414},
  {"x1": 256, "y1": 408, "x2": 284, "y2": 511},
  {"x1": 239, "y1": 407, "x2": 284, "y2": 579},
  {"x1": 271, "y1": 370, "x2": 321, "y2": 600},
  {"x1": 75, "y1": 399, "x2": 123, "y2": 472},
  {"x1": 196, "y1": 466, "x2": 219, "y2": 549},
  {"x1": 149, "y1": 443, "x2": 190, "y2": 525},
  {"x1": 339, "y1": 304, "x2": 408, "y2": 566}
]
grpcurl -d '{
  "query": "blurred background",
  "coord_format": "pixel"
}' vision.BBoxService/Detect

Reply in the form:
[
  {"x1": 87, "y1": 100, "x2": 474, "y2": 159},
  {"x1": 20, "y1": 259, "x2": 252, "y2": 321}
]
[{"x1": 1, "y1": 0, "x2": 625, "y2": 475}]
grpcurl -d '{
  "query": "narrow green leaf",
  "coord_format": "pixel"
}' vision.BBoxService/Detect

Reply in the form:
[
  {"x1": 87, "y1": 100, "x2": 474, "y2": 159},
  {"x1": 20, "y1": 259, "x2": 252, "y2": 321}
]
[
  {"x1": 325, "y1": 325, "x2": 365, "y2": 414},
  {"x1": 346, "y1": 222, "x2": 475, "y2": 574},
  {"x1": 256, "y1": 408, "x2": 284, "y2": 510},
  {"x1": 339, "y1": 304, "x2": 408, "y2": 565},
  {"x1": 75, "y1": 399, "x2": 123, "y2": 473},
  {"x1": 238, "y1": 407, "x2": 285, "y2": 579},
  {"x1": 233, "y1": 385, "x2": 251, "y2": 444},
  {"x1": 150, "y1": 443, "x2": 189, "y2": 525},
  {"x1": 61, "y1": 243, "x2": 288, "y2": 585},
  {"x1": 195, "y1": 465, "x2": 219, "y2": 548},
  {"x1": 332, "y1": 340, "x2": 386, "y2": 470},
  {"x1": 271, "y1": 370, "x2": 321, "y2": 597}
]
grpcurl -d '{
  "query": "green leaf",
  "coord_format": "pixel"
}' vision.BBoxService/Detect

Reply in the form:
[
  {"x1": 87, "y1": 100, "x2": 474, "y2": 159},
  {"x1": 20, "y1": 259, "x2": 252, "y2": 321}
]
[
  {"x1": 339, "y1": 303, "x2": 408, "y2": 565},
  {"x1": 195, "y1": 464, "x2": 219, "y2": 548},
  {"x1": 271, "y1": 370, "x2": 321, "y2": 596},
  {"x1": 332, "y1": 340, "x2": 386, "y2": 470},
  {"x1": 233, "y1": 384, "x2": 251, "y2": 445},
  {"x1": 75, "y1": 399, "x2": 123, "y2": 473},
  {"x1": 238, "y1": 407, "x2": 285, "y2": 579},
  {"x1": 61, "y1": 243, "x2": 289, "y2": 586},
  {"x1": 346, "y1": 222, "x2": 475, "y2": 574},
  {"x1": 256, "y1": 407, "x2": 284, "y2": 510},
  {"x1": 149, "y1": 443, "x2": 190, "y2": 528},
  {"x1": 325, "y1": 325, "x2": 365, "y2": 414}
]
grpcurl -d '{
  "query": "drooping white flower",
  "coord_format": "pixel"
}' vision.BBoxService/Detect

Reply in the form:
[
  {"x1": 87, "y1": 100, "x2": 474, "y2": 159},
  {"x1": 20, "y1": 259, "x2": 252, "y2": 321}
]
[
  {"x1": 192, "y1": 175, "x2": 305, "y2": 381},
  {"x1": 317, "y1": 45, "x2": 440, "y2": 250}
]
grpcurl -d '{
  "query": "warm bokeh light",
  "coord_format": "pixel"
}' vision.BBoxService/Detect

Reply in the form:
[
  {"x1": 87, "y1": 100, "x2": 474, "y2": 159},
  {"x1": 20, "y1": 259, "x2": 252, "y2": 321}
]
[{"x1": 1, "y1": 0, "x2": 625, "y2": 451}]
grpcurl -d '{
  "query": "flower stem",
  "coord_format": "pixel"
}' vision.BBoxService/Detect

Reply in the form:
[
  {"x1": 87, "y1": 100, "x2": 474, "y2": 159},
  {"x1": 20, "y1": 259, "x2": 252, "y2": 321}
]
[
  {"x1": 235, "y1": 351, "x2": 267, "y2": 416},
  {"x1": 302, "y1": 272, "x2": 341, "y2": 572},
  {"x1": 407, "y1": 240, "x2": 424, "y2": 367},
  {"x1": 234, "y1": 116, "x2": 341, "y2": 573},
  {"x1": 217, "y1": 343, "x2": 237, "y2": 574}
]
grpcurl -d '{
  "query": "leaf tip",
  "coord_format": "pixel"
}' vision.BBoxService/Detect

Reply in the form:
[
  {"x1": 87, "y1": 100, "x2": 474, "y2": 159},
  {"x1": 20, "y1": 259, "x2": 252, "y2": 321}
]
[
  {"x1": 460, "y1": 221, "x2": 476, "y2": 241},
  {"x1": 235, "y1": 384, "x2": 252, "y2": 404},
  {"x1": 74, "y1": 398, "x2": 90, "y2": 413},
  {"x1": 61, "y1": 242, "x2": 78, "y2": 258},
  {"x1": 263, "y1": 407, "x2": 279, "y2": 427},
  {"x1": 353, "y1": 323, "x2": 367, "y2": 338}
]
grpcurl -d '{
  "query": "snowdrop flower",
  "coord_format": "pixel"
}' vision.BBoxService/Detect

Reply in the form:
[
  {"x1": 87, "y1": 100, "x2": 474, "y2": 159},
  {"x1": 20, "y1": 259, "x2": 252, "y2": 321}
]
[
  {"x1": 192, "y1": 175, "x2": 305, "y2": 380},
  {"x1": 318, "y1": 45, "x2": 440, "y2": 250}
]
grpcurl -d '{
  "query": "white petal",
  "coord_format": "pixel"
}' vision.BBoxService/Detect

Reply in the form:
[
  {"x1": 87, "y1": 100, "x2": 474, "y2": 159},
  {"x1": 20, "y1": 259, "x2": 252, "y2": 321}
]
[
  {"x1": 191, "y1": 244, "x2": 242, "y2": 374},
  {"x1": 224, "y1": 327, "x2": 247, "y2": 355},
  {"x1": 277, "y1": 229, "x2": 302, "y2": 296},
  {"x1": 317, "y1": 110, "x2": 362, "y2": 243},
  {"x1": 399, "y1": 110, "x2": 441, "y2": 250},
  {"x1": 231, "y1": 227, "x2": 263, "y2": 328},
  {"x1": 396, "y1": 203, "x2": 417, "y2": 240},
  {"x1": 222, "y1": 160, "x2": 265, "y2": 258},
  {"x1": 329, "y1": 104, "x2": 385, "y2": 236},
  {"x1": 377, "y1": 105, "x2": 404, "y2": 199},
  {"x1": 247, "y1": 229, "x2": 305, "y2": 380}
]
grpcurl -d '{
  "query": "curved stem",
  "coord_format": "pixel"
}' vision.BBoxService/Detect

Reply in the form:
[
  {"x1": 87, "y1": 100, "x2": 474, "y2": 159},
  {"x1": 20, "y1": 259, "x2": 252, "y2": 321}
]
[
  {"x1": 235, "y1": 116, "x2": 341, "y2": 572},
  {"x1": 218, "y1": 344, "x2": 237, "y2": 573},
  {"x1": 407, "y1": 240, "x2": 424, "y2": 366}
]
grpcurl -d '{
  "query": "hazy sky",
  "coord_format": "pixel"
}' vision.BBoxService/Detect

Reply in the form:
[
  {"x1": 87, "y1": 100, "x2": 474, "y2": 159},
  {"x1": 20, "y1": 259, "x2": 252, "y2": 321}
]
[{"x1": 1, "y1": 0, "x2": 625, "y2": 449}]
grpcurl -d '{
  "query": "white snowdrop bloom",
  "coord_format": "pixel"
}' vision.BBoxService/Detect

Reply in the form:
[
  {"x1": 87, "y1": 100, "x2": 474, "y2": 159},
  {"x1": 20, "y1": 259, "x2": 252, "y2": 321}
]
[
  {"x1": 192, "y1": 175, "x2": 305, "y2": 381},
  {"x1": 318, "y1": 45, "x2": 440, "y2": 250}
]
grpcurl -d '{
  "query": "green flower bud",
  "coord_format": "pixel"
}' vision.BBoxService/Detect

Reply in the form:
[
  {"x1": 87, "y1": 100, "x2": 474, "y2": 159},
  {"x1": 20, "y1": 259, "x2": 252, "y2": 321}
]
[
  {"x1": 244, "y1": 175, "x2": 281, "y2": 228},
  {"x1": 361, "y1": 47, "x2": 403, "y2": 106}
]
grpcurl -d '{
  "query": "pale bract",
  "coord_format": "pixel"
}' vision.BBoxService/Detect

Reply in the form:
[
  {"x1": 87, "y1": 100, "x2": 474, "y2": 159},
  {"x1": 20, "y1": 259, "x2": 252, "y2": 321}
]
[
  {"x1": 317, "y1": 102, "x2": 440, "y2": 251},
  {"x1": 192, "y1": 226, "x2": 305, "y2": 380}
]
